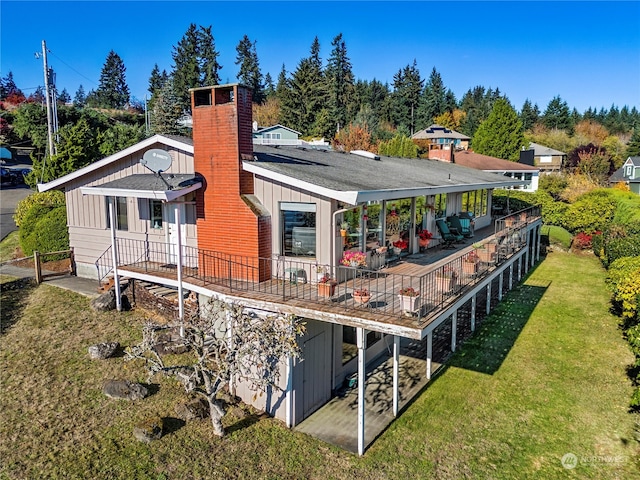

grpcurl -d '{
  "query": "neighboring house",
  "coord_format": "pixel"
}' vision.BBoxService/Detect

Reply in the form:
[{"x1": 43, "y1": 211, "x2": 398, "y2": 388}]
[
  {"x1": 451, "y1": 150, "x2": 540, "y2": 192},
  {"x1": 609, "y1": 156, "x2": 640, "y2": 194},
  {"x1": 521, "y1": 142, "x2": 566, "y2": 173},
  {"x1": 411, "y1": 124, "x2": 470, "y2": 162},
  {"x1": 38, "y1": 84, "x2": 543, "y2": 455},
  {"x1": 252, "y1": 124, "x2": 303, "y2": 146}
]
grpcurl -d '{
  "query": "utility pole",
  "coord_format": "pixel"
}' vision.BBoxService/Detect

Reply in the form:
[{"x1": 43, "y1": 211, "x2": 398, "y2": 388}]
[{"x1": 41, "y1": 40, "x2": 56, "y2": 159}]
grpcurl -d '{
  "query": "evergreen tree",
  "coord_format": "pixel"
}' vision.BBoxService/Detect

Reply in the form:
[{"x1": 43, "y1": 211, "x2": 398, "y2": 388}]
[
  {"x1": 148, "y1": 64, "x2": 169, "y2": 102},
  {"x1": 325, "y1": 33, "x2": 355, "y2": 135},
  {"x1": 150, "y1": 78, "x2": 184, "y2": 136},
  {"x1": 472, "y1": 98, "x2": 524, "y2": 161},
  {"x1": 459, "y1": 85, "x2": 496, "y2": 138},
  {"x1": 520, "y1": 99, "x2": 539, "y2": 131},
  {"x1": 58, "y1": 88, "x2": 71, "y2": 105},
  {"x1": 392, "y1": 60, "x2": 423, "y2": 135},
  {"x1": 95, "y1": 50, "x2": 130, "y2": 109},
  {"x1": 199, "y1": 25, "x2": 221, "y2": 87},
  {"x1": 264, "y1": 72, "x2": 275, "y2": 98},
  {"x1": 235, "y1": 35, "x2": 264, "y2": 103},
  {"x1": 419, "y1": 67, "x2": 447, "y2": 125},
  {"x1": 542, "y1": 95, "x2": 572, "y2": 131},
  {"x1": 626, "y1": 128, "x2": 640, "y2": 158},
  {"x1": 0, "y1": 71, "x2": 22, "y2": 100},
  {"x1": 74, "y1": 85, "x2": 86, "y2": 107},
  {"x1": 171, "y1": 24, "x2": 202, "y2": 112}
]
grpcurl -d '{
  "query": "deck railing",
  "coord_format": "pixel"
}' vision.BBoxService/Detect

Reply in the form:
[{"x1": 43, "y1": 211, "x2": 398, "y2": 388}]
[{"x1": 104, "y1": 212, "x2": 537, "y2": 322}]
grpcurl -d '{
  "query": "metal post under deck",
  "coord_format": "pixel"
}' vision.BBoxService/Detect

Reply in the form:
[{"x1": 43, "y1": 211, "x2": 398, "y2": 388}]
[
  {"x1": 108, "y1": 198, "x2": 122, "y2": 312},
  {"x1": 357, "y1": 327, "x2": 366, "y2": 456},
  {"x1": 393, "y1": 335, "x2": 400, "y2": 416}
]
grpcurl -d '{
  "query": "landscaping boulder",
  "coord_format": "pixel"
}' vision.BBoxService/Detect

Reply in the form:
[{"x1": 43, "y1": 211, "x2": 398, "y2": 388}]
[
  {"x1": 153, "y1": 327, "x2": 188, "y2": 355},
  {"x1": 90, "y1": 290, "x2": 116, "y2": 312},
  {"x1": 103, "y1": 380, "x2": 149, "y2": 401},
  {"x1": 133, "y1": 415, "x2": 163, "y2": 443},
  {"x1": 88, "y1": 342, "x2": 119, "y2": 360},
  {"x1": 174, "y1": 397, "x2": 209, "y2": 421}
]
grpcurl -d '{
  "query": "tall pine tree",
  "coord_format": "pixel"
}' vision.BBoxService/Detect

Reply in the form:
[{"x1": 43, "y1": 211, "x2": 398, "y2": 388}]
[
  {"x1": 235, "y1": 35, "x2": 264, "y2": 103},
  {"x1": 325, "y1": 33, "x2": 355, "y2": 135},
  {"x1": 542, "y1": 95, "x2": 572, "y2": 131},
  {"x1": 392, "y1": 60, "x2": 423, "y2": 135},
  {"x1": 95, "y1": 50, "x2": 130, "y2": 109},
  {"x1": 520, "y1": 99, "x2": 540, "y2": 131}
]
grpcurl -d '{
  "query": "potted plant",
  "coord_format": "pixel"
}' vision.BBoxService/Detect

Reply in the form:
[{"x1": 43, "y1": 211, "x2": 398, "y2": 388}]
[
  {"x1": 352, "y1": 287, "x2": 371, "y2": 304},
  {"x1": 317, "y1": 274, "x2": 337, "y2": 298},
  {"x1": 314, "y1": 264, "x2": 329, "y2": 282},
  {"x1": 392, "y1": 239, "x2": 408, "y2": 255},
  {"x1": 418, "y1": 229, "x2": 433, "y2": 248},
  {"x1": 398, "y1": 286, "x2": 420, "y2": 315},
  {"x1": 341, "y1": 250, "x2": 367, "y2": 267},
  {"x1": 462, "y1": 250, "x2": 479, "y2": 275},
  {"x1": 435, "y1": 265, "x2": 458, "y2": 292},
  {"x1": 340, "y1": 221, "x2": 349, "y2": 237}
]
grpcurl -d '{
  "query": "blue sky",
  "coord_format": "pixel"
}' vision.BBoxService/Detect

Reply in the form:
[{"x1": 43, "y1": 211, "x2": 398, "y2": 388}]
[{"x1": 2, "y1": 1, "x2": 639, "y2": 113}]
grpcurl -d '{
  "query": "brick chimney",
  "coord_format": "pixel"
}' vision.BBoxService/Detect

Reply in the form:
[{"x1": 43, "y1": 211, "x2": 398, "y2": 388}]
[{"x1": 191, "y1": 84, "x2": 271, "y2": 280}]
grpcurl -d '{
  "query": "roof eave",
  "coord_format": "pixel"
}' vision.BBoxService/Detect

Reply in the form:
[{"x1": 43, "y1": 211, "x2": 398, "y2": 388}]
[{"x1": 79, "y1": 182, "x2": 201, "y2": 202}]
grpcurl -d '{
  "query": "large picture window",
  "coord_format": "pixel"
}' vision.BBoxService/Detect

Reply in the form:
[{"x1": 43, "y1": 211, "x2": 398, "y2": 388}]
[
  {"x1": 281, "y1": 202, "x2": 316, "y2": 257},
  {"x1": 106, "y1": 197, "x2": 128, "y2": 231}
]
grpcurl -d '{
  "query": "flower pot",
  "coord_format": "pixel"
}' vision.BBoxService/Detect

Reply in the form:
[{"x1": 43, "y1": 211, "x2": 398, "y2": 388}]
[
  {"x1": 353, "y1": 293, "x2": 371, "y2": 305},
  {"x1": 340, "y1": 229, "x2": 347, "y2": 237},
  {"x1": 398, "y1": 294, "x2": 420, "y2": 315},
  {"x1": 435, "y1": 275, "x2": 456, "y2": 293},
  {"x1": 318, "y1": 282, "x2": 336, "y2": 298},
  {"x1": 393, "y1": 247, "x2": 402, "y2": 256},
  {"x1": 419, "y1": 238, "x2": 431, "y2": 248},
  {"x1": 462, "y1": 261, "x2": 478, "y2": 276}
]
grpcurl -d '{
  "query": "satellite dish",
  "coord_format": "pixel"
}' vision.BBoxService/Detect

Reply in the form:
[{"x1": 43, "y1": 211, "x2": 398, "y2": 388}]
[{"x1": 141, "y1": 149, "x2": 173, "y2": 173}]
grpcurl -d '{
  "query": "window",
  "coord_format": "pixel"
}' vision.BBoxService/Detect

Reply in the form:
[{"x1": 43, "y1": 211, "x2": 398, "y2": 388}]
[
  {"x1": 150, "y1": 200, "x2": 163, "y2": 229},
  {"x1": 106, "y1": 197, "x2": 128, "y2": 231},
  {"x1": 342, "y1": 326, "x2": 381, "y2": 365},
  {"x1": 626, "y1": 166, "x2": 633, "y2": 177},
  {"x1": 281, "y1": 202, "x2": 316, "y2": 257}
]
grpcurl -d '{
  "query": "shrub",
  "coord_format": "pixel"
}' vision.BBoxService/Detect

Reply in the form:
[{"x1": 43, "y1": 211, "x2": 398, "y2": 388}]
[
  {"x1": 606, "y1": 257, "x2": 640, "y2": 322},
  {"x1": 14, "y1": 190, "x2": 65, "y2": 227},
  {"x1": 572, "y1": 231, "x2": 596, "y2": 250},
  {"x1": 563, "y1": 189, "x2": 617, "y2": 234},
  {"x1": 603, "y1": 234, "x2": 640, "y2": 268},
  {"x1": 19, "y1": 205, "x2": 69, "y2": 257}
]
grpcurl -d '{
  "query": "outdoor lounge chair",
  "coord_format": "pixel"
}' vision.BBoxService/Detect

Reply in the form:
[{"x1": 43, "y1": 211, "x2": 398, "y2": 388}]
[
  {"x1": 435, "y1": 218, "x2": 464, "y2": 249},
  {"x1": 447, "y1": 215, "x2": 473, "y2": 238}
]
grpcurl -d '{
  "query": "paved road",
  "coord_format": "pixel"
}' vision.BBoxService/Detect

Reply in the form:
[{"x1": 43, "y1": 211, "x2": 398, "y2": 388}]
[{"x1": 0, "y1": 178, "x2": 33, "y2": 241}]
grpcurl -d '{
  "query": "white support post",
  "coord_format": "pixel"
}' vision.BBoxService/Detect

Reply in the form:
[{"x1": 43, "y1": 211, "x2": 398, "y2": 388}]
[
  {"x1": 393, "y1": 335, "x2": 400, "y2": 417},
  {"x1": 426, "y1": 333, "x2": 433, "y2": 380},
  {"x1": 518, "y1": 256, "x2": 522, "y2": 281},
  {"x1": 175, "y1": 205, "x2": 185, "y2": 337},
  {"x1": 108, "y1": 198, "x2": 122, "y2": 312},
  {"x1": 285, "y1": 355, "x2": 293, "y2": 428},
  {"x1": 536, "y1": 226, "x2": 541, "y2": 261},
  {"x1": 451, "y1": 312, "x2": 457, "y2": 353},
  {"x1": 471, "y1": 295, "x2": 476, "y2": 332},
  {"x1": 357, "y1": 327, "x2": 366, "y2": 456},
  {"x1": 498, "y1": 273, "x2": 503, "y2": 301},
  {"x1": 509, "y1": 264, "x2": 513, "y2": 289},
  {"x1": 486, "y1": 281, "x2": 491, "y2": 314},
  {"x1": 524, "y1": 244, "x2": 529, "y2": 274}
]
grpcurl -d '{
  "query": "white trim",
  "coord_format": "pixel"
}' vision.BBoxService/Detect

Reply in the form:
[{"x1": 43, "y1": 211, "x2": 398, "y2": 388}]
[
  {"x1": 37, "y1": 135, "x2": 193, "y2": 192},
  {"x1": 79, "y1": 182, "x2": 201, "y2": 201}
]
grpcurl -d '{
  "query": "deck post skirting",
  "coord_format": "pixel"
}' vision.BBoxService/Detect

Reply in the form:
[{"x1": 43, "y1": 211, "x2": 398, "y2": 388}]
[
  {"x1": 357, "y1": 327, "x2": 366, "y2": 456},
  {"x1": 470, "y1": 295, "x2": 476, "y2": 332},
  {"x1": 426, "y1": 332, "x2": 433, "y2": 379},
  {"x1": 451, "y1": 312, "x2": 457, "y2": 352},
  {"x1": 393, "y1": 336, "x2": 400, "y2": 416}
]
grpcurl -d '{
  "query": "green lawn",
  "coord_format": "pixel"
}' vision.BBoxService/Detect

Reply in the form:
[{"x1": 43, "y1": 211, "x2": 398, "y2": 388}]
[{"x1": 1, "y1": 252, "x2": 638, "y2": 479}]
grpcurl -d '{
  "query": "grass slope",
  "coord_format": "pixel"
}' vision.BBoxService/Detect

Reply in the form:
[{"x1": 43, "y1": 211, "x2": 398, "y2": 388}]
[{"x1": 0, "y1": 252, "x2": 637, "y2": 479}]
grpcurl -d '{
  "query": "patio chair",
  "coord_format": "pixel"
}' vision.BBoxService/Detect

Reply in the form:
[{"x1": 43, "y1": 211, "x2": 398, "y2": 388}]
[
  {"x1": 447, "y1": 215, "x2": 473, "y2": 238},
  {"x1": 435, "y1": 219, "x2": 464, "y2": 249}
]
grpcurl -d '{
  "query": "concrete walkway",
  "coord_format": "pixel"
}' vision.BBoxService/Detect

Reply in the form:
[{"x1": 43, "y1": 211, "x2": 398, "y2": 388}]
[{"x1": 0, "y1": 263, "x2": 101, "y2": 299}]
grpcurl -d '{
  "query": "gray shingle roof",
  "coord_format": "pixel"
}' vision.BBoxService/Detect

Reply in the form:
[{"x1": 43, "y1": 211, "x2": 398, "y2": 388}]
[{"x1": 248, "y1": 145, "x2": 522, "y2": 203}]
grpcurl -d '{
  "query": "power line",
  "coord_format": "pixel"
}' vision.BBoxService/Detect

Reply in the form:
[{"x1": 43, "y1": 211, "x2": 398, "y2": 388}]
[{"x1": 47, "y1": 49, "x2": 98, "y2": 88}]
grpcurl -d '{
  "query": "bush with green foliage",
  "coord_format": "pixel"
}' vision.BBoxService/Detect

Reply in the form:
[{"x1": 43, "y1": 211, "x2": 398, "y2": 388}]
[
  {"x1": 562, "y1": 189, "x2": 617, "y2": 233},
  {"x1": 377, "y1": 134, "x2": 418, "y2": 158},
  {"x1": 14, "y1": 190, "x2": 66, "y2": 227},
  {"x1": 18, "y1": 202, "x2": 69, "y2": 257},
  {"x1": 603, "y1": 234, "x2": 640, "y2": 268}
]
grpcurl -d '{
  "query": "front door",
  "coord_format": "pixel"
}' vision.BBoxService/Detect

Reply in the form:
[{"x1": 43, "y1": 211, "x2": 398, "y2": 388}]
[{"x1": 165, "y1": 203, "x2": 187, "y2": 266}]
